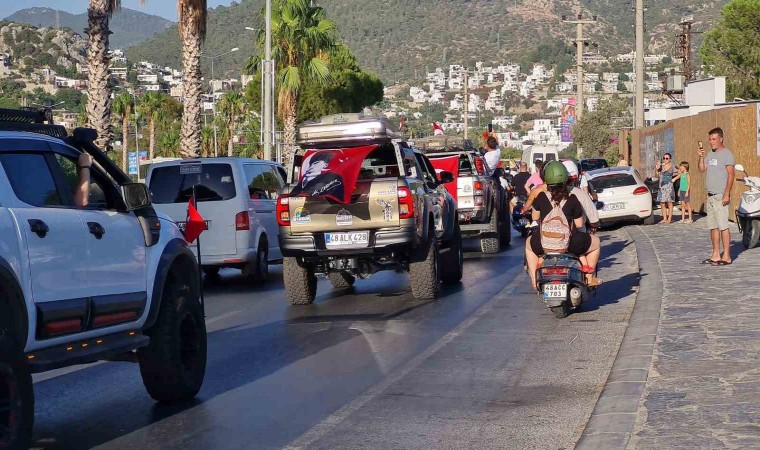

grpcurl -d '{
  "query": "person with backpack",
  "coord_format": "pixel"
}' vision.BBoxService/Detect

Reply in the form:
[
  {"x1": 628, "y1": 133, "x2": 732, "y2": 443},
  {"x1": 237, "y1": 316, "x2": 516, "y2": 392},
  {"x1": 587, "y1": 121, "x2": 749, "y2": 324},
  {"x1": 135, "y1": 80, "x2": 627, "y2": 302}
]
[{"x1": 525, "y1": 161, "x2": 602, "y2": 291}]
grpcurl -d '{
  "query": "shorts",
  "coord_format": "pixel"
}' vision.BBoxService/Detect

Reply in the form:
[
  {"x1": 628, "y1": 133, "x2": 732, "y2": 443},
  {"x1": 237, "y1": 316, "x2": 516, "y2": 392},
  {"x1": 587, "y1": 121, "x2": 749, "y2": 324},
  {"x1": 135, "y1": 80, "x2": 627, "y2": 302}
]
[
  {"x1": 706, "y1": 194, "x2": 729, "y2": 231},
  {"x1": 679, "y1": 190, "x2": 690, "y2": 202},
  {"x1": 530, "y1": 230, "x2": 592, "y2": 257}
]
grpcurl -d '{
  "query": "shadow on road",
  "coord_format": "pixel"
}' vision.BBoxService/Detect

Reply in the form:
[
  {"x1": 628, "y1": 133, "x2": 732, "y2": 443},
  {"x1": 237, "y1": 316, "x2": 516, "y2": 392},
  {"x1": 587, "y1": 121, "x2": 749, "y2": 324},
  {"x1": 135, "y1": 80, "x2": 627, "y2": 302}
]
[{"x1": 580, "y1": 272, "x2": 638, "y2": 313}]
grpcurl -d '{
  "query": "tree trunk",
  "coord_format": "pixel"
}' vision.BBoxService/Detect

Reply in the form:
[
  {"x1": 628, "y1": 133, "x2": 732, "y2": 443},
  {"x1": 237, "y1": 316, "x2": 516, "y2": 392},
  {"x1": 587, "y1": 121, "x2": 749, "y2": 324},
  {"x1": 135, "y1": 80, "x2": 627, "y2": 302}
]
[
  {"x1": 180, "y1": 27, "x2": 202, "y2": 158},
  {"x1": 85, "y1": 0, "x2": 113, "y2": 150},
  {"x1": 227, "y1": 117, "x2": 235, "y2": 157},
  {"x1": 149, "y1": 119, "x2": 156, "y2": 161},
  {"x1": 121, "y1": 118, "x2": 129, "y2": 173},
  {"x1": 284, "y1": 95, "x2": 298, "y2": 167}
]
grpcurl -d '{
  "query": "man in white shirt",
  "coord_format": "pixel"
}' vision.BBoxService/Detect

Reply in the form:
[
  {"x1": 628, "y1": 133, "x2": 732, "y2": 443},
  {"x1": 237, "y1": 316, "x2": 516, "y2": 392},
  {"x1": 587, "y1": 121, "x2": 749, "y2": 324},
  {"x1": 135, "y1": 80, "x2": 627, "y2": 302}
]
[{"x1": 483, "y1": 136, "x2": 501, "y2": 176}]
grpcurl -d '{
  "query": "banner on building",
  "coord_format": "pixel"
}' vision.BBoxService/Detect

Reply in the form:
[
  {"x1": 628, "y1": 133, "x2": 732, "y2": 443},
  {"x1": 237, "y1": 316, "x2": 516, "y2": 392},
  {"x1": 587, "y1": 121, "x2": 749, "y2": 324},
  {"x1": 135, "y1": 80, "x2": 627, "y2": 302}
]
[{"x1": 560, "y1": 98, "x2": 576, "y2": 142}]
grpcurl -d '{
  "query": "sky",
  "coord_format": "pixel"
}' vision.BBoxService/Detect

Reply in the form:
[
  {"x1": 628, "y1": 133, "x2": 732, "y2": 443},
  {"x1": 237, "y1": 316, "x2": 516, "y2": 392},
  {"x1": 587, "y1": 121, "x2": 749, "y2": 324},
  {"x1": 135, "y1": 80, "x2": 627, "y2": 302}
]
[{"x1": 0, "y1": 1, "x2": 234, "y2": 22}]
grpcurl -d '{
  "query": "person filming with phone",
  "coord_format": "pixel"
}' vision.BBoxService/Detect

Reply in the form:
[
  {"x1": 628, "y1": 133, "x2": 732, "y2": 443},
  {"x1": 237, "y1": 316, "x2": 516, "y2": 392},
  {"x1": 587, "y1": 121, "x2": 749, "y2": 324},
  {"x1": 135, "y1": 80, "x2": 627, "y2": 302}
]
[{"x1": 698, "y1": 127, "x2": 735, "y2": 266}]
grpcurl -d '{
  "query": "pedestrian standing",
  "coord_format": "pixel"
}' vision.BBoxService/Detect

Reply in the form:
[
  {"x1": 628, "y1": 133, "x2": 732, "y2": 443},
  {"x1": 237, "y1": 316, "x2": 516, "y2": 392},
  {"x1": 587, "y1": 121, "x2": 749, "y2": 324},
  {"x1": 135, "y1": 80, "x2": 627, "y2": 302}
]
[
  {"x1": 655, "y1": 152, "x2": 678, "y2": 224},
  {"x1": 673, "y1": 161, "x2": 692, "y2": 223},
  {"x1": 617, "y1": 154, "x2": 629, "y2": 166},
  {"x1": 698, "y1": 127, "x2": 735, "y2": 265}
]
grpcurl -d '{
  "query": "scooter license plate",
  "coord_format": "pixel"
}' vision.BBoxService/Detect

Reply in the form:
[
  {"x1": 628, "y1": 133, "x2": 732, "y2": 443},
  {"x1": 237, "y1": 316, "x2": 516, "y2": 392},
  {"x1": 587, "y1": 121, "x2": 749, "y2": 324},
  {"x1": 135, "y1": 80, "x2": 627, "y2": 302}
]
[{"x1": 543, "y1": 283, "x2": 567, "y2": 300}]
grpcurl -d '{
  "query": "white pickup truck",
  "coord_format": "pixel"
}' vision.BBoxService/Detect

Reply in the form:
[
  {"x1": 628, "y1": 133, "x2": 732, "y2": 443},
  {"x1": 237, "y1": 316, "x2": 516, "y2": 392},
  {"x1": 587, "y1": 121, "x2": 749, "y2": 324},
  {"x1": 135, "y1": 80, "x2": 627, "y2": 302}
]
[{"x1": 0, "y1": 108, "x2": 207, "y2": 449}]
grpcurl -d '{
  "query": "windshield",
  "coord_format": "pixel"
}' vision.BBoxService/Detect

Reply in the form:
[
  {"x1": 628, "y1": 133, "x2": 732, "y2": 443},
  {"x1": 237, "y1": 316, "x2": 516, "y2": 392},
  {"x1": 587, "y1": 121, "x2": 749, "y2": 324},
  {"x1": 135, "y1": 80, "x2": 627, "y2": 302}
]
[
  {"x1": 582, "y1": 159, "x2": 608, "y2": 171},
  {"x1": 149, "y1": 163, "x2": 236, "y2": 204},
  {"x1": 589, "y1": 173, "x2": 637, "y2": 190}
]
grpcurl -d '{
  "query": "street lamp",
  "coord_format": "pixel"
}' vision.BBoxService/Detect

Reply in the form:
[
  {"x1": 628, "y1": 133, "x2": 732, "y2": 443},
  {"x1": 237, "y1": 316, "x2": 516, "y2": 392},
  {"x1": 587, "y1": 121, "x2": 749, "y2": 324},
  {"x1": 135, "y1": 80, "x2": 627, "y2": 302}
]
[{"x1": 201, "y1": 47, "x2": 240, "y2": 157}]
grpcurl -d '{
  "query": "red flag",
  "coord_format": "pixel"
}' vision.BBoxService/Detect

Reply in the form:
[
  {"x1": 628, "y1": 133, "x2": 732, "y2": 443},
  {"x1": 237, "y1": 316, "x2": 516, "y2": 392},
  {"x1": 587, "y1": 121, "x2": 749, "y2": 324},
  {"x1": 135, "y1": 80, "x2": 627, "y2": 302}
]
[
  {"x1": 291, "y1": 145, "x2": 378, "y2": 204},
  {"x1": 428, "y1": 155, "x2": 459, "y2": 201},
  {"x1": 482, "y1": 130, "x2": 490, "y2": 141},
  {"x1": 184, "y1": 196, "x2": 207, "y2": 244},
  {"x1": 432, "y1": 122, "x2": 444, "y2": 136}
]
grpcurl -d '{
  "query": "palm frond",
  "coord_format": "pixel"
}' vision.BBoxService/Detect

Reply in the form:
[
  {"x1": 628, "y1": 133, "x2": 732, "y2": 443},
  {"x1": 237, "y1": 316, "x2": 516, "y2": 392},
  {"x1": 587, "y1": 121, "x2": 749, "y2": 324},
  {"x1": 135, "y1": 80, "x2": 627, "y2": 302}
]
[
  {"x1": 279, "y1": 65, "x2": 302, "y2": 93},
  {"x1": 305, "y1": 57, "x2": 330, "y2": 84}
]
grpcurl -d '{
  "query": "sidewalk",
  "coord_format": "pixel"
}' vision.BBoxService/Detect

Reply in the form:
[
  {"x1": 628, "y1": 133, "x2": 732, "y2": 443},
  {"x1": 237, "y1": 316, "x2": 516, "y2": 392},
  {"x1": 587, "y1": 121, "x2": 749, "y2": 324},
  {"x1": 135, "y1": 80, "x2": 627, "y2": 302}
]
[{"x1": 581, "y1": 218, "x2": 760, "y2": 449}]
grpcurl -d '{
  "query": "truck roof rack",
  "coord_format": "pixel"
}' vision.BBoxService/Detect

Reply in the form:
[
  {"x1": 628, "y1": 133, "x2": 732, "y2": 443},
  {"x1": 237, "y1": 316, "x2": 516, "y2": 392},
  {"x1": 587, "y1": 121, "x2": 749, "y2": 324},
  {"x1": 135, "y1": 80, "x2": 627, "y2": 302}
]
[
  {"x1": 297, "y1": 113, "x2": 402, "y2": 148},
  {"x1": 414, "y1": 135, "x2": 476, "y2": 153},
  {"x1": 0, "y1": 107, "x2": 68, "y2": 139}
]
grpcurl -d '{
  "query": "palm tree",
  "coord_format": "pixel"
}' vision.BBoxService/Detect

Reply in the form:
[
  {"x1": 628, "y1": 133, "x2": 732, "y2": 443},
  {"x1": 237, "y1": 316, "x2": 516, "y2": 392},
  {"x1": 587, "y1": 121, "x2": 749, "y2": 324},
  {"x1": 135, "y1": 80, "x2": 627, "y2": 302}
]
[
  {"x1": 177, "y1": 0, "x2": 208, "y2": 158},
  {"x1": 86, "y1": 0, "x2": 121, "y2": 150},
  {"x1": 137, "y1": 92, "x2": 167, "y2": 160},
  {"x1": 217, "y1": 92, "x2": 247, "y2": 157},
  {"x1": 201, "y1": 125, "x2": 214, "y2": 157},
  {"x1": 246, "y1": 0, "x2": 336, "y2": 163},
  {"x1": 112, "y1": 92, "x2": 133, "y2": 172}
]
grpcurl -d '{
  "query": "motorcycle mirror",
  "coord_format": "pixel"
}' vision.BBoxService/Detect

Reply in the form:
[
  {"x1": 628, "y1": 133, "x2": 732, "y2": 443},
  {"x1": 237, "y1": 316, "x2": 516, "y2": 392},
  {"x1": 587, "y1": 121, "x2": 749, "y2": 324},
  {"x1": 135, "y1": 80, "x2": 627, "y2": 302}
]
[{"x1": 735, "y1": 164, "x2": 745, "y2": 173}]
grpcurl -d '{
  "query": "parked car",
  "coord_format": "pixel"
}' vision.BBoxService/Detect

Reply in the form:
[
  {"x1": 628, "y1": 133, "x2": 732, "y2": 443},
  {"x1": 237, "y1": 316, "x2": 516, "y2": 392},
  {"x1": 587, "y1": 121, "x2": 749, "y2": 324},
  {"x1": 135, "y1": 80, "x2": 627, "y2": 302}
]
[
  {"x1": 587, "y1": 166, "x2": 654, "y2": 225},
  {"x1": 278, "y1": 114, "x2": 462, "y2": 304},
  {"x1": 420, "y1": 136, "x2": 510, "y2": 253},
  {"x1": 0, "y1": 108, "x2": 206, "y2": 449},
  {"x1": 147, "y1": 158, "x2": 286, "y2": 281}
]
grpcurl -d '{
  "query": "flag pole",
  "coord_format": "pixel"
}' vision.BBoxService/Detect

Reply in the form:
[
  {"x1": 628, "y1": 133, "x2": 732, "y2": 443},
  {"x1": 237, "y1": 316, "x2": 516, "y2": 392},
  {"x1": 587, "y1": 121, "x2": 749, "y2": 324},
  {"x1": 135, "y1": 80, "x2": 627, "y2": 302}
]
[{"x1": 193, "y1": 185, "x2": 205, "y2": 316}]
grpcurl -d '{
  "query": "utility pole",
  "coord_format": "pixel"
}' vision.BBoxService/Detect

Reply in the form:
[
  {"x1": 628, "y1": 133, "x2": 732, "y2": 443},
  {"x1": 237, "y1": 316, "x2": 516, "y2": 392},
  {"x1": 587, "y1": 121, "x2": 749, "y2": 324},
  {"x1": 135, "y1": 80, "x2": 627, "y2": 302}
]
[
  {"x1": 676, "y1": 15, "x2": 700, "y2": 82},
  {"x1": 463, "y1": 70, "x2": 469, "y2": 140},
  {"x1": 263, "y1": 0, "x2": 273, "y2": 161},
  {"x1": 562, "y1": 13, "x2": 597, "y2": 122},
  {"x1": 635, "y1": 0, "x2": 645, "y2": 128}
]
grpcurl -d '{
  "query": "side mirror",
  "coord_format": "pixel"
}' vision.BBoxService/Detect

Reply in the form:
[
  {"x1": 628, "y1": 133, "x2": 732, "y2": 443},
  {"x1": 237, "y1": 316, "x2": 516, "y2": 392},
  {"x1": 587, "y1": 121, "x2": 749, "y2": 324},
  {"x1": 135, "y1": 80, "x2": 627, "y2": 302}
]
[
  {"x1": 121, "y1": 182, "x2": 151, "y2": 211},
  {"x1": 735, "y1": 164, "x2": 745, "y2": 172},
  {"x1": 438, "y1": 171, "x2": 455, "y2": 184}
]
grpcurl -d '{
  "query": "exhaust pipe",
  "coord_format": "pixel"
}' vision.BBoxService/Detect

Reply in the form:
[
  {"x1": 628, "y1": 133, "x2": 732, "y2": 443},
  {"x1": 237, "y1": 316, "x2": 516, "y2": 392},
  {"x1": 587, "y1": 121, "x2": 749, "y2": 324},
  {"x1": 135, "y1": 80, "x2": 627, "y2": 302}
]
[{"x1": 570, "y1": 287, "x2": 583, "y2": 307}]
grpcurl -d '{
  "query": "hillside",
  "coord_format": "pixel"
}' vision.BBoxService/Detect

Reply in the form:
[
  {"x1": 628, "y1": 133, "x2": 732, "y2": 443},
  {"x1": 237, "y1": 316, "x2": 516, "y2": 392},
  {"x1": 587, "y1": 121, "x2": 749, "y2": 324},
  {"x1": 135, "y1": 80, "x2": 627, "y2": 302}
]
[
  {"x1": 4, "y1": 7, "x2": 173, "y2": 48},
  {"x1": 124, "y1": 0, "x2": 729, "y2": 82},
  {"x1": 0, "y1": 21, "x2": 86, "y2": 76}
]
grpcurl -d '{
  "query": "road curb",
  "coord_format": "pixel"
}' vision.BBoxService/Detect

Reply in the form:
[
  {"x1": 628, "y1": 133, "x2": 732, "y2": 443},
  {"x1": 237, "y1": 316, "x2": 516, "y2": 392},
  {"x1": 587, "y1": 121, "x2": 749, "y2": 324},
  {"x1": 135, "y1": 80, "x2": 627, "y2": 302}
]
[{"x1": 575, "y1": 226, "x2": 662, "y2": 450}]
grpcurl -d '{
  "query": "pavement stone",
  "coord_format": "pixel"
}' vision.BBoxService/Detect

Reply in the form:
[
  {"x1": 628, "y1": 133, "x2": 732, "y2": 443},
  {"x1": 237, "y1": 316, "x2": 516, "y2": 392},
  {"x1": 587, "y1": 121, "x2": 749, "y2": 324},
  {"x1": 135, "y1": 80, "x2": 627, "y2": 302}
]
[{"x1": 626, "y1": 219, "x2": 760, "y2": 449}]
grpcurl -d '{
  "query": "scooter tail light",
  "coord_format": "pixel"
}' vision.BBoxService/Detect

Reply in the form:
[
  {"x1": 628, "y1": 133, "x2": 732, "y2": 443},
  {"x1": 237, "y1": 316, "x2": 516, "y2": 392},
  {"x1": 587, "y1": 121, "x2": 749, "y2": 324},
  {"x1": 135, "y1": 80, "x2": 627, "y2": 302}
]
[{"x1": 543, "y1": 267, "x2": 569, "y2": 276}]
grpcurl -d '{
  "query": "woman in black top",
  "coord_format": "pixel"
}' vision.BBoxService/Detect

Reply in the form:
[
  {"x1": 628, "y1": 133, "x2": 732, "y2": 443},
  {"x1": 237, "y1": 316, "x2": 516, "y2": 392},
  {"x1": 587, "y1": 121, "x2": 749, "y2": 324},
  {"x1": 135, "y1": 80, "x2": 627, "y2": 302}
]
[{"x1": 525, "y1": 180, "x2": 601, "y2": 291}]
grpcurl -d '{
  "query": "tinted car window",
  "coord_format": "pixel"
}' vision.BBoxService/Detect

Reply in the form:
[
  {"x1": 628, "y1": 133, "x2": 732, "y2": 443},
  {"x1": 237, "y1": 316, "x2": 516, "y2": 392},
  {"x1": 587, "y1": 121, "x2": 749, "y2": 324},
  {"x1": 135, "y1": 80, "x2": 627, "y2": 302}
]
[
  {"x1": 149, "y1": 164, "x2": 236, "y2": 204},
  {"x1": 581, "y1": 159, "x2": 609, "y2": 171},
  {"x1": 589, "y1": 173, "x2": 637, "y2": 190},
  {"x1": 0, "y1": 153, "x2": 62, "y2": 206},
  {"x1": 244, "y1": 164, "x2": 282, "y2": 199},
  {"x1": 545, "y1": 153, "x2": 557, "y2": 162}
]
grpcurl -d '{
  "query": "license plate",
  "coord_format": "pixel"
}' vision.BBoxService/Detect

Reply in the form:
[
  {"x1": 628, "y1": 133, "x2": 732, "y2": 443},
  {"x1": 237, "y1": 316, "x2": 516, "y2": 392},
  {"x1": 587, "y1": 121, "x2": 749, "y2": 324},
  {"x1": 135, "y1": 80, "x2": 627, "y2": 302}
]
[
  {"x1": 603, "y1": 202, "x2": 625, "y2": 211},
  {"x1": 177, "y1": 220, "x2": 210, "y2": 232},
  {"x1": 543, "y1": 283, "x2": 567, "y2": 299},
  {"x1": 325, "y1": 231, "x2": 369, "y2": 247}
]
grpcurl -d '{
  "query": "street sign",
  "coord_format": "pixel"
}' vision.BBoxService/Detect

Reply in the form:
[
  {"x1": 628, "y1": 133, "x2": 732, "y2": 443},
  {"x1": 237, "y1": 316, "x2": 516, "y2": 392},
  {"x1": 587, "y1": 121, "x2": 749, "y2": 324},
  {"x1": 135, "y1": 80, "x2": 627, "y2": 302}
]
[{"x1": 128, "y1": 151, "x2": 148, "y2": 175}]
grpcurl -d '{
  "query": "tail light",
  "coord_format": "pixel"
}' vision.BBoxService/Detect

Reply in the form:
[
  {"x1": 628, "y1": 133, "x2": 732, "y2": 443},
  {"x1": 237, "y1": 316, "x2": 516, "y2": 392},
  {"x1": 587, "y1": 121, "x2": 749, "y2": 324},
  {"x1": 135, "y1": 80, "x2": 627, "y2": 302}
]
[
  {"x1": 474, "y1": 196, "x2": 484, "y2": 206},
  {"x1": 543, "y1": 267, "x2": 569, "y2": 276},
  {"x1": 474, "y1": 157, "x2": 485, "y2": 175},
  {"x1": 474, "y1": 181, "x2": 483, "y2": 195},
  {"x1": 633, "y1": 186, "x2": 649, "y2": 195},
  {"x1": 235, "y1": 211, "x2": 250, "y2": 230},
  {"x1": 276, "y1": 195, "x2": 290, "y2": 226},
  {"x1": 398, "y1": 187, "x2": 415, "y2": 219}
]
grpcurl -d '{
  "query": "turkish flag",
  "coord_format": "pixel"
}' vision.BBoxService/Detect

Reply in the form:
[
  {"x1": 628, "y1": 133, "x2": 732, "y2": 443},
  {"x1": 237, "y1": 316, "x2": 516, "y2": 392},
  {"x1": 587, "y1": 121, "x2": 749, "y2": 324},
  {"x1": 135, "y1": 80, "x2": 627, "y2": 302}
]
[
  {"x1": 429, "y1": 155, "x2": 459, "y2": 201},
  {"x1": 183, "y1": 196, "x2": 207, "y2": 244},
  {"x1": 432, "y1": 122, "x2": 444, "y2": 136},
  {"x1": 291, "y1": 145, "x2": 378, "y2": 204}
]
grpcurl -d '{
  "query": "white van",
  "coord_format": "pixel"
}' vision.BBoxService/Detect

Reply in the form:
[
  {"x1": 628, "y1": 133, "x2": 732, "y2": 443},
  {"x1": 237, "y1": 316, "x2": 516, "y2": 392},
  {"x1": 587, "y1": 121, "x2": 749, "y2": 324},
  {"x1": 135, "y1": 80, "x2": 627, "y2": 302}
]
[
  {"x1": 521, "y1": 146, "x2": 559, "y2": 173},
  {"x1": 146, "y1": 158, "x2": 285, "y2": 281}
]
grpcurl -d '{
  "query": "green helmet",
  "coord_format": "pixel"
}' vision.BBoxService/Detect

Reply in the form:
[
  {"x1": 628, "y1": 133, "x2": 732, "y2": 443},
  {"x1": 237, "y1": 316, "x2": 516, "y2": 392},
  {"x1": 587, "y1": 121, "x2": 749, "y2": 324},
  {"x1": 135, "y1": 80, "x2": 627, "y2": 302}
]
[{"x1": 543, "y1": 161, "x2": 569, "y2": 186}]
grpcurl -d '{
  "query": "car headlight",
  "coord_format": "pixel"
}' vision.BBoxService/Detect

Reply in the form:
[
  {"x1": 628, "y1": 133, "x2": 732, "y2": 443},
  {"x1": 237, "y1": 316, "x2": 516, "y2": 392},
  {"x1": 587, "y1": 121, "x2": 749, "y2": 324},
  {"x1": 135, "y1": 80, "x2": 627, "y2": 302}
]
[{"x1": 744, "y1": 193, "x2": 757, "y2": 204}]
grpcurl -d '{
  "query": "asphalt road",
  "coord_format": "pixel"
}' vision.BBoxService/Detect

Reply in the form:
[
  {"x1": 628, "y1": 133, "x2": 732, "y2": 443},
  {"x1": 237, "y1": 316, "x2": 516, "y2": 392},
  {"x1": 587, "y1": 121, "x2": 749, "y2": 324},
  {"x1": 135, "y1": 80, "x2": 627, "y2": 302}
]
[{"x1": 30, "y1": 229, "x2": 637, "y2": 450}]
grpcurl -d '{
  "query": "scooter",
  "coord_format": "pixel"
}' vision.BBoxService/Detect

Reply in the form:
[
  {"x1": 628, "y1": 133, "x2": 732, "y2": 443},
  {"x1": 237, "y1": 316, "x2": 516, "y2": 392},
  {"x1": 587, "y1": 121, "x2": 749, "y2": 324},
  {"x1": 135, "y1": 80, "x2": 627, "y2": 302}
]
[
  {"x1": 536, "y1": 253, "x2": 592, "y2": 318},
  {"x1": 512, "y1": 195, "x2": 531, "y2": 237},
  {"x1": 734, "y1": 164, "x2": 760, "y2": 249}
]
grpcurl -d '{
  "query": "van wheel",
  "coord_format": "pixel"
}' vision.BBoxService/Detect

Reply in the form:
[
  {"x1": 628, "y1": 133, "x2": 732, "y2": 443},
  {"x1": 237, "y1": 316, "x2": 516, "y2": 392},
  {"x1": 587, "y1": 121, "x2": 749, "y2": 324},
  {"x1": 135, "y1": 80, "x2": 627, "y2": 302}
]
[
  {"x1": 284, "y1": 257, "x2": 317, "y2": 305},
  {"x1": 248, "y1": 239, "x2": 269, "y2": 283},
  {"x1": 480, "y1": 209, "x2": 500, "y2": 254},
  {"x1": 0, "y1": 335, "x2": 33, "y2": 450},
  {"x1": 328, "y1": 272, "x2": 355, "y2": 289},
  {"x1": 440, "y1": 223, "x2": 463, "y2": 284},
  {"x1": 409, "y1": 231, "x2": 440, "y2": 300},
  {"x1": 139, "y1": 271, "x2": 207, "y2": 404}
]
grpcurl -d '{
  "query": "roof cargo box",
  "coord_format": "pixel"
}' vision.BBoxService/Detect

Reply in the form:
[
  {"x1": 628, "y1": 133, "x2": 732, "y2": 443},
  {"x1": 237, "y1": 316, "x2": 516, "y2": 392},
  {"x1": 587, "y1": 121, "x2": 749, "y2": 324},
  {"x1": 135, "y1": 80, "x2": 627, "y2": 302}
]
[{"x1": 297, "y1": 113, "x2": 402, "y2": 148}]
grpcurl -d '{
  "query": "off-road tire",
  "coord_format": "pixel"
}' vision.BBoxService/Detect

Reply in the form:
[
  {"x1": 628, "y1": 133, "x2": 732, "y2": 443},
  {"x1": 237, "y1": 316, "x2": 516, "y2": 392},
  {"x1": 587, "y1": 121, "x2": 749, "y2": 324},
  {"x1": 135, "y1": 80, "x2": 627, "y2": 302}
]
[
  {"x1": 440, "y1": 223, "x2": 463, "y2": 284},
  {"x1": 499, "y1": 206, "x2": 511, "y2": 247},
  {"x1": 0, "y1": 336, "x2": 33, "y2": 450},
  {"x1": 409, "y1": 232, "x2": 440, "y2": 300},
  {"x1": 284, "y1": 257, "x2": 317, "y2": 305},
  {"x1": 742, "y1": 220, "x2": 760, "y2": 249},
  {"x1": 480, "y1": 209, "x2": 500, "y2": 254},
  {"x1": 328, "y1": 272, "x2": 355, "y2": 289},
  {"x1": 139, "y1": 272, "x2": 207, "y2": 404},
  {"x1": 550, "y1": 304, "x2": 570, "y2": 319},
  {"x1": 250, "y1": 239, "x2": 269, "y2": 283}
]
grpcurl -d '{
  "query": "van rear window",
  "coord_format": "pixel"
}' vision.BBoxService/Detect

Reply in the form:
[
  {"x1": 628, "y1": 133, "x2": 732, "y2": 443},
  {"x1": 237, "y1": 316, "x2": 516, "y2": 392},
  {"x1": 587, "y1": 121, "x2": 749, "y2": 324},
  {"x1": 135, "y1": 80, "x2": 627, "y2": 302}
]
[{"x1": 149, "y1": 164, "x2": 236, "y2": 204}]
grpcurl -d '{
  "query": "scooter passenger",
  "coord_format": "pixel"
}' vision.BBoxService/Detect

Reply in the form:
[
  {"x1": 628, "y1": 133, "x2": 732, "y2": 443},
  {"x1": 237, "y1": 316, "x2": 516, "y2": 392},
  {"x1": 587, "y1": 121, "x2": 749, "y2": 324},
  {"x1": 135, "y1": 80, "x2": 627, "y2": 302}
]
[{"x1": 525, "y1": 161, "x2": 602, "y2": 290}]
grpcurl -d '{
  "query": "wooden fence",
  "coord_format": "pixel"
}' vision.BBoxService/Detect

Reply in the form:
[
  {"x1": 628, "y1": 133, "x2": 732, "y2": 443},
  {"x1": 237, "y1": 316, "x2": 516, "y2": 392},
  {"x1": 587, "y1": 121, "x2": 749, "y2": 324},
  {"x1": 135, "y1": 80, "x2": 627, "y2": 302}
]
[{"x1": 620, "y1": 103, "x2": 759, "y2": 218}]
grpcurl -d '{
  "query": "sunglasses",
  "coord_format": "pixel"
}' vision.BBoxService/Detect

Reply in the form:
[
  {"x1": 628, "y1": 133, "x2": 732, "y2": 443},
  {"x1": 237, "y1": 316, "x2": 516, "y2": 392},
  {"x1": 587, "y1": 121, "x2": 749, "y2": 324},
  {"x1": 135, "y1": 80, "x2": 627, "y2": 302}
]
[{"x1": 663, "y1": 157, "x2": 670, "y2": 160}]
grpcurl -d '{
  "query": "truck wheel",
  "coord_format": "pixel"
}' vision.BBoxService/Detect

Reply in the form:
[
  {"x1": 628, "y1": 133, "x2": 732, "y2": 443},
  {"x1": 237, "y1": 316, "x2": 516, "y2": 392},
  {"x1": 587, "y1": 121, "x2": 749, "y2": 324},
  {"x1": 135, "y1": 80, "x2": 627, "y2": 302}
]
[
  {"x1": 409, "y1": 232, "x2": 440, "y2": 300},
  {"x1": 480, "y1": 209, "x2": 500, "y2": 254},
  {"x1": 139, "y1": 270, "x2": 207, "y2": 404},
  {"x1": 0, "y1": 336, "x2": 33, "y2": 450},
  {"x1": 742, "y1": 220, "x2": 760, "y2": 249},
  {"x1": 499, "y1": 206, "x2": 511, "y2": 247},
  {"x1": 328, "y1": 272, "x2": 355, "y2": 289},
  {"x1": 440, "y1": 223, "x2": 463, "y2": 284},
  {"x1": 284, "y1": 257, "x2": 317, "y2": 305}
]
